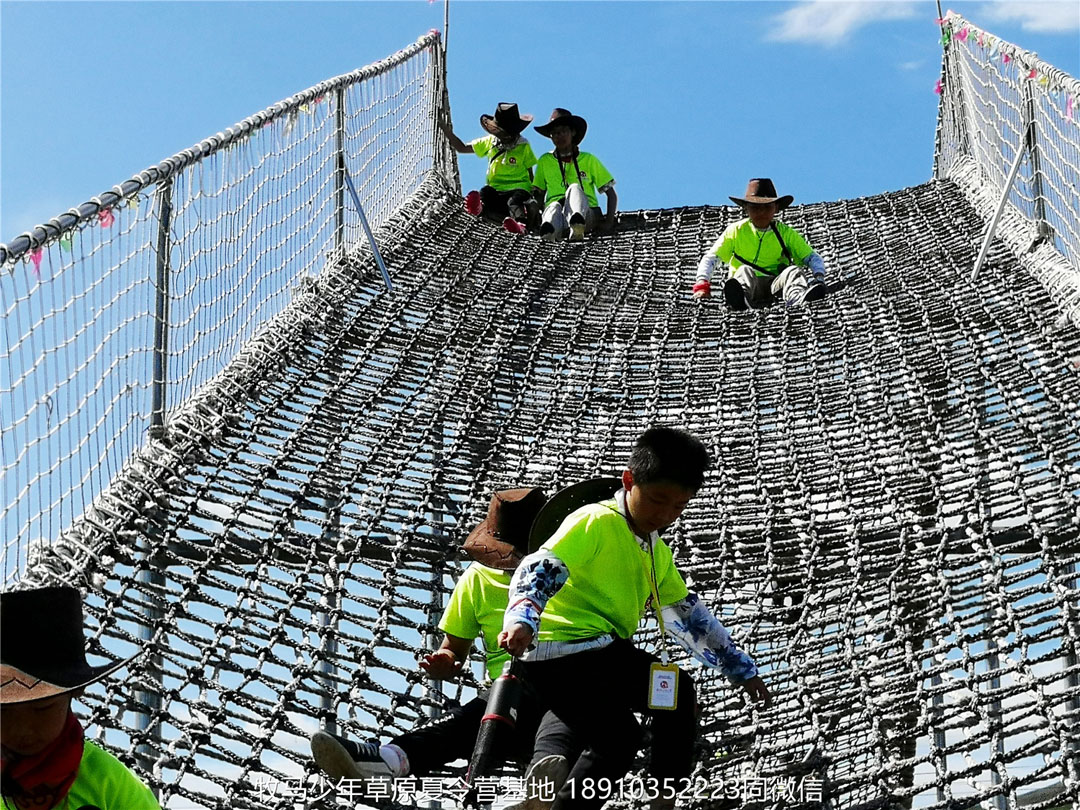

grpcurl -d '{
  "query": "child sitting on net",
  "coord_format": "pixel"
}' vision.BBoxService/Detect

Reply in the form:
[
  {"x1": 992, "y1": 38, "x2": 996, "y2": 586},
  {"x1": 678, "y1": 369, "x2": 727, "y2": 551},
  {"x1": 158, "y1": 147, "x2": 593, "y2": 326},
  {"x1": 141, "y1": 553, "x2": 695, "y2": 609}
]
[
  {"x1": 693, "y1": 178, "x2": 827, "y2": 309},
  {"x1": 498, "y1": 428, "x2": 771, "y2": 810},
  {"x1": 1, "y1": 586, "x2": 161, "y2": 810},
  {"x1": 444, "y1": 103, "x2": 539, "y2": 234},
  {"x1": 531, "y1": 109, "x2": 617, "y2": 242}
]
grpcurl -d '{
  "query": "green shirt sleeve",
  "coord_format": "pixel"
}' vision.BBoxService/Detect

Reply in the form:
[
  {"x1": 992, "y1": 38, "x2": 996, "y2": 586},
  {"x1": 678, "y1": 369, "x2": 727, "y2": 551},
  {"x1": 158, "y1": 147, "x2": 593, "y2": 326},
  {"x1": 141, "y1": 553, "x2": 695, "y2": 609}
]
[
  {"x1": 654, "y1": 542, "x2": 689, "y2": 606},
  {"x1": 472, "y1": 136, "x2": 493, "y2": 158},
  {"x1": 777, "y1": 221, "x2": 814, "y2": 265},
  {"x1": 584, "y1": 154, "x2": 614, "y2": 191},
  {"x1": 439, "y1": 568, "x2": 482, "y2": 641},
  {"x1": 521, "y1": 140, "x2": 538, "y2": 170}
]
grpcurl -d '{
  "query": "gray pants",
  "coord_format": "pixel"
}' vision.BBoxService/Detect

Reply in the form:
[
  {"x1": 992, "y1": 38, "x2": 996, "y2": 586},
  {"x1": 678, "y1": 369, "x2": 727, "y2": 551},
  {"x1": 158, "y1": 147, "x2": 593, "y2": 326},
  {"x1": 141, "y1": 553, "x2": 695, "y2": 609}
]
[
  {"x1": 730, "y1": 264, "x2": 811, "y2": 308},
  {"x1": 541, "y1": 184, "x2": 598, "y2": 240}
]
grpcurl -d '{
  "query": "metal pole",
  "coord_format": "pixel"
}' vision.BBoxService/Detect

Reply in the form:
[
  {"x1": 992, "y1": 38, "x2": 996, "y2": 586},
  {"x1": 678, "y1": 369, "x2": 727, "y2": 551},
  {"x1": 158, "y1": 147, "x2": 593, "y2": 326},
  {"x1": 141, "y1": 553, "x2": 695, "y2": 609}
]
[
  {"x1": 971, "y1": 118, "x2": 1032, "y2": 282},
  {"x1": 149, "y1": 181, "x2": 172, "y2": 441},
  {"x1": 342, "y1": 168, "x2": 392, "y2": 291},
  {"x1": 1067, "y1": 562, "x2": 1079, "y2": 787},
  {"x1": 135, "y1": 178, "x2": 171, "y2": 784},
  {"x1": 334, "y1": 87, "x2": 347, "y2": 262},
  {"x1": 1021, "y1": 77, "x2": 1052, "y2": 241}
]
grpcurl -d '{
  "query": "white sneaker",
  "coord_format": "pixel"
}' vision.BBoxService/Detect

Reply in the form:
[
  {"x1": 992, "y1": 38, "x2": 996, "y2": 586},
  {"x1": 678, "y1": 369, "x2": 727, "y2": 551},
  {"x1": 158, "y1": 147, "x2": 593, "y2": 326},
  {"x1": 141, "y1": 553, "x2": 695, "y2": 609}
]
[{"x1": 310, "y1": 732, "x2": 394, "y2": 781}]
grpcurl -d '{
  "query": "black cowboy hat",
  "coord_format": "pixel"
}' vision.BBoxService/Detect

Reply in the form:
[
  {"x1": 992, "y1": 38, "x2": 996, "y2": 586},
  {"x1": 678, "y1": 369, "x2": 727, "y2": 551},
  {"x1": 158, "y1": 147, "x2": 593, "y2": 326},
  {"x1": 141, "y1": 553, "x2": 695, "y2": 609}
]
[
  {"x1": 480, "y1": 103, "x2": 534, "y2": 139},
  {"x1": 1, "y1": 586, "x2": 138, "y2": 704},
  {"x1": 534, "y1": 108, "x2": 588, "y2": 145},
  {"x1": 462, "y1": 488, "x2": 548, "y2": 570},
  {"x1": 729, "y1": 178, "x2": 794, "y2": 211},
  {"x1": 527, "y1": 477, "x2": 622, "y2": 554}
]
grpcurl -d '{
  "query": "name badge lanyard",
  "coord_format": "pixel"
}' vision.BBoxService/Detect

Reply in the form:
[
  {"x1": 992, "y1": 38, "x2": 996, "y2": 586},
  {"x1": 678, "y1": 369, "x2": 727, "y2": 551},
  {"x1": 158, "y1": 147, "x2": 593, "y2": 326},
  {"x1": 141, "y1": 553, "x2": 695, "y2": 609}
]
[{"x1": 644, "y1": 534, "x2": 680, "y2": 710}]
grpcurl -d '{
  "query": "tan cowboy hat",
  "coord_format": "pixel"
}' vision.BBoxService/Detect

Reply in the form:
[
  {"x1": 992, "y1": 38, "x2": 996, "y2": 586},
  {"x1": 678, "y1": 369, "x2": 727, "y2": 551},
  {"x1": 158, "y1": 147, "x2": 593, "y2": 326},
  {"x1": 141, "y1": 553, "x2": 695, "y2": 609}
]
[
  {"x1": 462, "y1": 488, "x2": 548, "y2": 570},
  {"x1": 480, "y1": 103, "x2": 534, "y2": 139},
  {"x1": 528, "y1": 477, "x2": 622, "y2": 554},
  {"x1": 729, "y1": 178, "x2": 794, "y2": 211},
  {"x1": 1, "y1": 586, "x2": 138, "y2": 704},
  {"x1": 534, "y1": 108, "x2": 588, "y2": 145}
]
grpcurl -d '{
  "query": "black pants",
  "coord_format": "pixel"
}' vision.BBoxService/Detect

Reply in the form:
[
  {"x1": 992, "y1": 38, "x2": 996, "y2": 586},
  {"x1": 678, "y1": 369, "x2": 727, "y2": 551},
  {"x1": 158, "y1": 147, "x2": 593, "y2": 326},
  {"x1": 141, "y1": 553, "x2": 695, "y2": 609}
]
[
  {"x1": 480, "y1": 186, "x2": 533, "y2": 223},
  {"x1": 523, "y1": 639, "x2": 697, "y2": 810},
  {"x1": 391, "y1": 683, "x2": 577, "y2": 777}
]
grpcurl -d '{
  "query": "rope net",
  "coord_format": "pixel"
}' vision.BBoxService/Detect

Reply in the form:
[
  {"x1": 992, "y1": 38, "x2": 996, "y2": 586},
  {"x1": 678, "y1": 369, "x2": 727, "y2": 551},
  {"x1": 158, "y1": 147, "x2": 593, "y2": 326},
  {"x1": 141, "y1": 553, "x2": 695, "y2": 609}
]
[{"x1": 2, "y1": 19, "x2": 1078, "y2": 810}]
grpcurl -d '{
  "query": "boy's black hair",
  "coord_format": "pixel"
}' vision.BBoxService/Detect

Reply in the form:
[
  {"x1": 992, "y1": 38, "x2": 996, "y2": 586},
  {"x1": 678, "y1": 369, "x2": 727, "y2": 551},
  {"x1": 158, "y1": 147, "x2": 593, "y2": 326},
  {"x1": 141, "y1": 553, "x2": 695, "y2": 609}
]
[{"x1": 628, "y1": 427, "x2": 710, "y2": 492}]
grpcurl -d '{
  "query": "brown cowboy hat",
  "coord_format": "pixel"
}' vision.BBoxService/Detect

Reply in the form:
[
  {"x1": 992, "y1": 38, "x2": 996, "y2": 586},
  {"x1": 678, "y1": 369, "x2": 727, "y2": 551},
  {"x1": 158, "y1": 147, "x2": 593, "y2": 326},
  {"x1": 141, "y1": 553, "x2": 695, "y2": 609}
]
[
  {"x1": 534, "y1": 108, "x2": 588, "y2": 145},
  {"x1": 1, "y1": 586, "x2": 138, "y2": 704},
  {"x1": 729, "y1": 178, "x2": 794, "y2": 211},
  {"x1": 462, "y1": 487, "x2": 548, "y2": 570},
  {"x1": 528, "y1": 477, "x2": 622, "y2": 554},
  {"x1": 480, "y1": 103, "x2": 534, "y2": 139}
]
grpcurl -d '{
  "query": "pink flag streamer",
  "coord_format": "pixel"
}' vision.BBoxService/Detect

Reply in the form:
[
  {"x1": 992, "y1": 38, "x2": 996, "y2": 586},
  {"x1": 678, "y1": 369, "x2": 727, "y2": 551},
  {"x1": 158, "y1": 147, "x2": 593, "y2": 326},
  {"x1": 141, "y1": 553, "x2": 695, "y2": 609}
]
[
  {"x1": 99, "y1": 208, "x2": 115, "y2": 228},
  {"x1": 30, "y1": 249, "x2": 43, "y2": 275}
]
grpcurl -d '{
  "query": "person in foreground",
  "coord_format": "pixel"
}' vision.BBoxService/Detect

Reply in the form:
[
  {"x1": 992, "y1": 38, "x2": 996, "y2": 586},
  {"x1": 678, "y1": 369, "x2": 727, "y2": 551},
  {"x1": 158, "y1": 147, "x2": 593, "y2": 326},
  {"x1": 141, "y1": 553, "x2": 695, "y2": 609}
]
[
  {"x1": 693, "y1": 178, "x2": 828, "y2": 308},
  {"x1": 498, "y1": 428, "x2": 771, "y2": 810},
  {"x1": 0, "y1": 586, "x2": 161, "y2": 810},
  {"x1": 312, "y1": 488, "x2": 579, "y2": 808}
]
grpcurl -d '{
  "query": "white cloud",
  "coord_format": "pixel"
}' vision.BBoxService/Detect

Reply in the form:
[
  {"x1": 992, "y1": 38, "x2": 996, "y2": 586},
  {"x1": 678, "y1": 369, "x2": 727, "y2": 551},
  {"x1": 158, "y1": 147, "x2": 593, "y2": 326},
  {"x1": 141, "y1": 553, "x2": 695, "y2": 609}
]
[
  {"x1": 767, "y1": 1, "x2": 920, "y2": 47},
  {"x1": 899, "y1": 60, "x2": 923, "y2": 70},
  {"x1": 977, "y1": 1, "x2": 1080, "y2": 33}
]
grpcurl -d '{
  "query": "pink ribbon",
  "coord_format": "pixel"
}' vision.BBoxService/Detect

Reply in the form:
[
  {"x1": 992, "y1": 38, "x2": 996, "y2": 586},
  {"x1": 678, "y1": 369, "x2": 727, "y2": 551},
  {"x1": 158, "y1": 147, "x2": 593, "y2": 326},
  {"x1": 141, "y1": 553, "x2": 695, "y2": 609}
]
[
  {"x1": 99, "y1": 208, "x2": 114, "y2": 228},
  {"x1": 30, "y1": 249, "x2": 43, "y2": 275},
  {"x1": 956, "y1": 27, "x2": 968, "y2": 42},
  {"x1": 935, "y1": 79, "x2": 943, "y2": 95}
]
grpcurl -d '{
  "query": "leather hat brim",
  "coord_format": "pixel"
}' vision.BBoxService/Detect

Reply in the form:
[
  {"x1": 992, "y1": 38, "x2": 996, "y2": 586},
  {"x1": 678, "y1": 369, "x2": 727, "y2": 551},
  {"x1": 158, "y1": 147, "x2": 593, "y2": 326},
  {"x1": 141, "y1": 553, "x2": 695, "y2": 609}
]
[
  {"x1": 729, "y1": 194, "x2": 794, "y2": 211},
  {"x1": 534, "y1": 115, "x2": 588, "y2": 144},
  {"x1": 1, "y1": 654, "x2": 137, "y2": 704}
]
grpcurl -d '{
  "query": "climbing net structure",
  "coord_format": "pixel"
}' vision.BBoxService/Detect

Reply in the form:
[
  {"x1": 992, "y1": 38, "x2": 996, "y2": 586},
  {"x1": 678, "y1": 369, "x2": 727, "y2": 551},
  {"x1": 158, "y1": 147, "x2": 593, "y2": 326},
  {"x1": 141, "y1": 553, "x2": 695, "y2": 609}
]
[{"x1": 1, "y1": 14, "x2": 1077, "y2": 810}]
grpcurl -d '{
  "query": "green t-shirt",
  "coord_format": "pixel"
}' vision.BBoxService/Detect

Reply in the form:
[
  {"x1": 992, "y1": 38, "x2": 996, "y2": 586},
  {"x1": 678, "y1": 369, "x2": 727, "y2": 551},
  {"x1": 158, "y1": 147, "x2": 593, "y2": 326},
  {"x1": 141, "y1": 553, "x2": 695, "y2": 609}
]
[
  {"x1": 471, "y1": 135, "x2": 538, "y2": 192},
  {"x1": 712, "y1": 218, "x2": 814, "y2": 277},
  {"x1": 532, "y1": 152, "x2": 614, "y2": 208},
  {"x1": 1, "y1": 739, "x2": 161, "y2": 810},
  {"x1": 439, "y1": 561, "x2": 513, "y2": 679},
  {"x1": 537, "y1": 500, "x2": 688, "y2": 643}
]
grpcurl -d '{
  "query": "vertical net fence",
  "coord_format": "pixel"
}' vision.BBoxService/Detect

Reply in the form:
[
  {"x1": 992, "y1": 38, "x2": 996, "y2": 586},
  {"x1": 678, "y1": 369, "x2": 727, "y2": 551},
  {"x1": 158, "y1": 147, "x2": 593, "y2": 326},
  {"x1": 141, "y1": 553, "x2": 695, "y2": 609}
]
[
  {"x1": 0, "y1": 32, "x2": 451, "y2": 583},
  {"x1": 935, "y1": 11, "x2": 1080, "y2": 323}
]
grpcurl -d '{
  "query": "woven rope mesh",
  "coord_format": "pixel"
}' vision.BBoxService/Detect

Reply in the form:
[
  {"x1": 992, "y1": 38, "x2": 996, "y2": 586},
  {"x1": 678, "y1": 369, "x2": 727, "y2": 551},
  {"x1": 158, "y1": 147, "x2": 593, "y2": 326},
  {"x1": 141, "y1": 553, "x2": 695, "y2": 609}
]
[{"x1": 2, "y1": 20, "x2": 1078, "y2": 810}]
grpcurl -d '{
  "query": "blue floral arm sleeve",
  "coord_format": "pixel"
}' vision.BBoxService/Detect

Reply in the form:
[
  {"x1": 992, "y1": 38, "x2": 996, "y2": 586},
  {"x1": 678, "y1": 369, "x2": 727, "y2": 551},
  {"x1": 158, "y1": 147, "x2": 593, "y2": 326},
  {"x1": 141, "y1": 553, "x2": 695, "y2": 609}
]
[
  {"x1": 503, "y1": 550, "x2": 569, "y2": 635},
  {"x1": 661, "y1": 592, "x2": 759, "y2": 683}
]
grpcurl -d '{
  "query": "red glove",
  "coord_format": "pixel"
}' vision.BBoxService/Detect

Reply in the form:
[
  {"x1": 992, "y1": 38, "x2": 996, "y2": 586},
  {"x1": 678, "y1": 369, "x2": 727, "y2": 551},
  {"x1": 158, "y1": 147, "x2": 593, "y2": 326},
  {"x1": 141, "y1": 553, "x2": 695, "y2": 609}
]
[{"x1": 692, "y1": 280, "x2": 711, "y2": 297}]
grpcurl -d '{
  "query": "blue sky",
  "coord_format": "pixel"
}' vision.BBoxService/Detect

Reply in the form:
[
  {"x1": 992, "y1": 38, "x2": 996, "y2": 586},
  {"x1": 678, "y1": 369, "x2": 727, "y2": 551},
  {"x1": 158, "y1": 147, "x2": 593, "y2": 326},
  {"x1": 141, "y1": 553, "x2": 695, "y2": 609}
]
[{"x1": 1, "y1": 1, "x2": 1078, "y2": 244}]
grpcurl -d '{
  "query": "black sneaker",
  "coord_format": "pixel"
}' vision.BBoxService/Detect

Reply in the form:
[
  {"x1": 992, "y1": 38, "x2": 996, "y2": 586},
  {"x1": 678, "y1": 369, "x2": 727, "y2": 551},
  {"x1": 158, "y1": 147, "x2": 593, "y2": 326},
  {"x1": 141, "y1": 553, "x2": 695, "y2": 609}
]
[
  {"x1": 539, "y1": 221, "x2": 556, "y2": 241},
  {"x1": 802, "y1": 279, "x2": 827, "y2": 303},
  {"x1": 723, "y1": 278, "x2": 748, "y2": 311},
  {"x1": 311, "y1": 732, "x2": 392, "y2": 780}
]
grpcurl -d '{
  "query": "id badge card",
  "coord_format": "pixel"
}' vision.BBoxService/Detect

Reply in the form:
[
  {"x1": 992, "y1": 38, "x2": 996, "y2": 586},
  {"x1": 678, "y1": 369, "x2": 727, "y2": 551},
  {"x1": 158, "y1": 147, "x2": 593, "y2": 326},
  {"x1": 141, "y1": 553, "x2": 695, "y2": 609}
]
[{"x1": 648, "y1": 662, "x2": 679, "y2": 710}]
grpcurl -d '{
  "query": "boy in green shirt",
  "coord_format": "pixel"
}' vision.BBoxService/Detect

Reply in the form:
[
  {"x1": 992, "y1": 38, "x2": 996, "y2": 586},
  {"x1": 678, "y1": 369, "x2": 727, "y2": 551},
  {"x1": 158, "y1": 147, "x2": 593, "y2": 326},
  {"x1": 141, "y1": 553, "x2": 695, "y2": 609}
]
[
  {"x1": 444, "y1": 103, "x2": 539, "y2": 234},
  {"x1": 499, "y1": 428, "x2": 771, "y2": 810},
  {"x1": 312, "y1": 488, "x2": 579, "y2": 805},
  {"x1": 693, "y1": 178, "x2": 828, "y2": 309},
  {"x1": 1, "y1": 586, "x2": 161, "y2": 810},
  {"x1": 531, "y1": 109, "x2": 617, "y2": 242}
]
